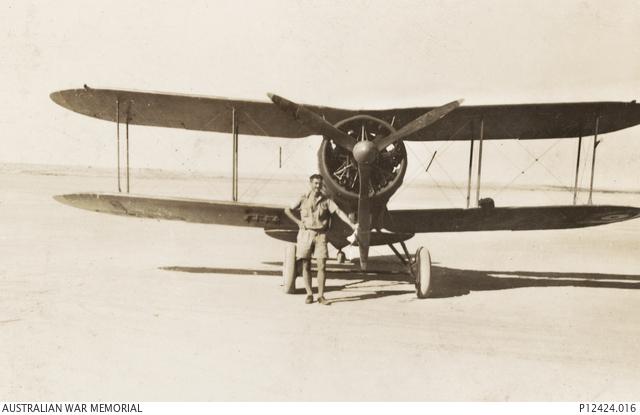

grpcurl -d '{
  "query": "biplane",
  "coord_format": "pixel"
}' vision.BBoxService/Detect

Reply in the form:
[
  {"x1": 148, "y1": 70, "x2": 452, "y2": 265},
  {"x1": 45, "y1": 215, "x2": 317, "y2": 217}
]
[{"x1": 50, "y1": 87, "x2": 640, "y2": 298}]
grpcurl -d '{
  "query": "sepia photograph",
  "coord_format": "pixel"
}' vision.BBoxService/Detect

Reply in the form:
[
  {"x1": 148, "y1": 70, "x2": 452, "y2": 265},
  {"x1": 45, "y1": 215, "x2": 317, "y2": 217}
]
[{"x1": 1, "y1": 0, "x2": 639, "y2": 407}]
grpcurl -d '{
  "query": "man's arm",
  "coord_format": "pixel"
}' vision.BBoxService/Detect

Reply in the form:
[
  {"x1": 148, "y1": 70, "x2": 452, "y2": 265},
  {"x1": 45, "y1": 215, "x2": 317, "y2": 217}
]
[
  {"x1": 329, "y1": 201, "x2": 357, "y2": 231},
  {"x1": 284, "y1": 198, "x2": 304, "y2": 229}
]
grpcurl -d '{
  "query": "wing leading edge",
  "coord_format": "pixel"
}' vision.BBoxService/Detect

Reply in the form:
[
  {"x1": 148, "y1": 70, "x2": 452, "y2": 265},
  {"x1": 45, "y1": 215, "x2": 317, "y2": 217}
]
[
  {"x1": 50, "y1": 88, "x2": 640, "y2": 140},
  {"x1": 385, "y1": 205, "x2": 640, "y2": 233},
  {"x1": 55, "y1": 193, "x2": 640, "y2": 234},
  {"x1": 54, "y1": 193, "x2": 296, "y2": 229}
]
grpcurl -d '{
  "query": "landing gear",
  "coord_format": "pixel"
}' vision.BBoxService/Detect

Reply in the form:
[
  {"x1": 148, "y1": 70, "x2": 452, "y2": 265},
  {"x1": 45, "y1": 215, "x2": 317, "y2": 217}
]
[
  {"x1": 336, "y1": 250, "x2": 346, "y2": 264},
  {"x1": 413, "y1": 247, "x2": 432, "y2": 298},
  {"x1": 389, "y1": 242, "x2": 433, "y2": 298},
  {"x1": 282, "y1": 244, "x2": 297, "y2": 294}
]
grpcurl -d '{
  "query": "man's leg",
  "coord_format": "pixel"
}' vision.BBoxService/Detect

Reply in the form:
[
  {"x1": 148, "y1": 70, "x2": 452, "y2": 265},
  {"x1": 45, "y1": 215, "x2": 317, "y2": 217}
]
[
  {"x1": 296, "y1": 229, "x2": 314, "y2": 303},
  {"x1": 317, "y1": 258, "x2": 327, "y2": 300},
  {"x1": 314, "y1": 233, "x2": 329, "y2": 304},
  {"x1": 301, "y1": 259, "x2": 313, "y2": 296}
]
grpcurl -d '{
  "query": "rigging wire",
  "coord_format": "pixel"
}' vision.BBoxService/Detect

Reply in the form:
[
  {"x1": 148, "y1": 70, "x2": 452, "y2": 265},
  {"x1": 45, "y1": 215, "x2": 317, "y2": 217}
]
[
  {"x1": 236, "y1": 109, "x2": 310, "y2": 201},
  {"x1": 239, "y1": 138, "x2": 307, "y2": 202},
  {"x1": 493, "y1": 141, "x2": 527, "y2": 172},
  {"x1": 433, "y1": 156, "x2": 466, "y2": 199},
  {"x1": 425, "y1": 139, "x2": 468, "y2": 202},
  {"x1": 516, "y1": 140, "x2": 572, "y2": 192},
  {"x1": 391, "y1": 141, "x2": 455, "y2": 206},
  {"x1": 492, "y1": 139, "x2": 562, "y2": 198}
]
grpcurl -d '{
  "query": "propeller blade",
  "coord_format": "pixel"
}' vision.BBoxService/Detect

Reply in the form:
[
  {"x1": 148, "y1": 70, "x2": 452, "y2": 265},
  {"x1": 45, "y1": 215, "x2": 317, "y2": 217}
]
[
  {"x1": 268, "y1": 93, "x2": 356, "y2": 151},
  {"x1": 374, "y1": 99, "x2": 463, "y2": 151},
  {"x1": 357, "y1": 164, "x2": 372, "y2": 271}
]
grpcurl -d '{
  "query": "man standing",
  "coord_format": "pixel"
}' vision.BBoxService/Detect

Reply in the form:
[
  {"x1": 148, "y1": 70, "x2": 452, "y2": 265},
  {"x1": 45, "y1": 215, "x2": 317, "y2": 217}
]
[{"x1": 285, "y1": 174, "x2": 357, "y2": 305}]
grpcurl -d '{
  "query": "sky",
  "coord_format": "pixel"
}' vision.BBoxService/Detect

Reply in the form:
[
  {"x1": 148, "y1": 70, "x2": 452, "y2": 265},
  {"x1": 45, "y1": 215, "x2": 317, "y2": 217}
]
[{"x1": 2, "y1": 0, "x2": 640, "y2": 192}]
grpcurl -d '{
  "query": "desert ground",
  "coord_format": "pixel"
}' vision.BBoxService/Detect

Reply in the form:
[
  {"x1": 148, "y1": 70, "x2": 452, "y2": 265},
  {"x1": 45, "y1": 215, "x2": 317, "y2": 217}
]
[{"x1": 1, "y1": 166, "x2": 639, "y2": 401}]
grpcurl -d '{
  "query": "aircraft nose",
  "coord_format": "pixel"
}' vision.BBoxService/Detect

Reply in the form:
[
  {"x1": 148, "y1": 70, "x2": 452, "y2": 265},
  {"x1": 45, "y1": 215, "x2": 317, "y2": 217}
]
[{"x1": 353, "y1": 140, "x2": 378, "y2": 164}]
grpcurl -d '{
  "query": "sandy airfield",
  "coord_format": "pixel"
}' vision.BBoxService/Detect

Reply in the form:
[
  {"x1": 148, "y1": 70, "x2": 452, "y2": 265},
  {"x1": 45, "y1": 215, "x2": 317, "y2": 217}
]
[{"x1": 1, "y1": 167, "x2": 640, "y2": 401}]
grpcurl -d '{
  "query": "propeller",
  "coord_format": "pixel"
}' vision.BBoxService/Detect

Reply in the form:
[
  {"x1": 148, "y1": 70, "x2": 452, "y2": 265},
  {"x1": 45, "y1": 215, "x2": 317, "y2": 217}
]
[
  {"x1": 374, "y1": 99, "x2": 463, "y2": 151},
  {"x1": 268, "y1": 93, "x2": 462, "y2": 271},
  {"x1": 357, "y1": 163, "x2": 372, "y2": 269},
  {"x1": 267, "y1": 94, "x2": 356, "y2": 151}
]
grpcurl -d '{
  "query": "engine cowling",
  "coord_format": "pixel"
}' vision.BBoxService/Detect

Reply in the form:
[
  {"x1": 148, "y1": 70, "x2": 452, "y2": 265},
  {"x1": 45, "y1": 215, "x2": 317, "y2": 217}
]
[{"x1": 318, "y1": 115, "x2": 408, "y2": 210}]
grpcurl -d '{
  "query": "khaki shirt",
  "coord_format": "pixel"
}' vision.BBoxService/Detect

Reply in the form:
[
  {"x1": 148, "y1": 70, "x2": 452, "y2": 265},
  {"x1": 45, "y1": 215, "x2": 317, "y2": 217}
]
[{"x1": 291, "y1": 191, "x2": 338, "y2": 231}]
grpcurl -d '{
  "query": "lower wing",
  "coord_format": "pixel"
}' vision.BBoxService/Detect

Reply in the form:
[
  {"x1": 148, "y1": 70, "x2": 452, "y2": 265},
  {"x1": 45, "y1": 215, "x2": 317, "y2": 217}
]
[
  {"x1": 54, "y1": 193, "x2": 295, "y2": 229},
  {"x1": 385, "y1": 205, "x2": 640, "y2": 233},
  {"x1": 55, "y1": 193, "x2": 640, "y2": 235}
]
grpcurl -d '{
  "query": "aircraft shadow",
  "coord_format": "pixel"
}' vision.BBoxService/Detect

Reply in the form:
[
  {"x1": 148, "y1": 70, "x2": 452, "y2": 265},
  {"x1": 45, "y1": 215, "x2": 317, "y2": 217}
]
[
  {"x1": 161, "y1": 257, "x2": 640, "y2": 301},
  {"x1": 428, "y1": 266, "x2": 640, "y2": 299},
  {"x1": 160, "y1": 264, "x2": 413, "y2": 302},
  {"x1": 161, "y1": 266, "x2": 281, "y2": 276}
]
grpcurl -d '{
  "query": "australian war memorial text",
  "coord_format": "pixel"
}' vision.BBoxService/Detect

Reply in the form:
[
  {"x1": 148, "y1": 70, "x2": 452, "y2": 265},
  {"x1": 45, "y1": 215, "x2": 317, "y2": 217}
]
[{"x1": 1, "y1": 403, "x2": 142, "y2": 413}]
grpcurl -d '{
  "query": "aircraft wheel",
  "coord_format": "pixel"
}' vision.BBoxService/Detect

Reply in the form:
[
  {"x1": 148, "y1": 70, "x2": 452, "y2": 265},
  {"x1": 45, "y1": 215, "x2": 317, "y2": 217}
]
[
  {"x1": 414, "y1": 247, "x2": 432, "y2": 298},
  {"x1": 283, "y1": 244, "x2": 297, "y2": 294},
  {"x1": 336, "y1": 250, "x2": 346, "y2": 264}
]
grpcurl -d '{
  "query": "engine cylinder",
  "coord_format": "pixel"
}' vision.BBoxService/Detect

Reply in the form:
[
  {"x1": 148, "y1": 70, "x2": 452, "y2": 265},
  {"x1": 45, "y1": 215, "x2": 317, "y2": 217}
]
[{"x1": 318, "y1": 115, "x2": 408, "y2": 209}]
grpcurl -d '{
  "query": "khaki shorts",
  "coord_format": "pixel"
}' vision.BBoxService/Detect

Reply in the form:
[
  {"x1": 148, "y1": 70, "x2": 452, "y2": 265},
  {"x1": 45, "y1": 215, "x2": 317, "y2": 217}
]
[{"x1": 296, "y1": 229, "x2": 328, "y2": 260}]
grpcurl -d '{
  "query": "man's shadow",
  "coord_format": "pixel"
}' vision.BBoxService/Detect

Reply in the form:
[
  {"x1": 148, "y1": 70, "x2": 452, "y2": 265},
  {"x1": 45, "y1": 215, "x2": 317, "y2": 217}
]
[{"x1": 161, "y1": 255, "x2": 640, "y2": 301}]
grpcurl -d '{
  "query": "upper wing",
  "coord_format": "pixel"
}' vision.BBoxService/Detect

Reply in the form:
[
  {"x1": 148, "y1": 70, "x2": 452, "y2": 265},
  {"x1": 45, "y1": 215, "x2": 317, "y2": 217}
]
[
  {"x1": 385, "y1": 205, "x2": 640, "y2": 233},
  {"x1": 51, "y1": 88, "x2": 640, "y2": 140},
  {"x1": 54, "y1": 193, "x2": 297, "y2": 229},
  {"x1": 397, "y1": 101, "x2": 640, "y2": 141},
  {"x1": 50, "y1": 88, "x2": 322, "y2": 138}
]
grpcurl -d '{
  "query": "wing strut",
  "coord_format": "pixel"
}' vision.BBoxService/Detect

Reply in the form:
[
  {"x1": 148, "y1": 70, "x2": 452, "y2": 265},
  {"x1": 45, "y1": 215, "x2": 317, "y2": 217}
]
[
  {"x1": 474, "y1": 117, "x2": 485, "y2": 207},
  {"x1": 572, "y1": 134, "x2": 582, "y2": 205},
  {"x1": 231, "y1": 108, "x2": 239, "y2": 202},
  {"x1": 588, "y1": 114, "x2": 601, "y2": 205},
  {"x1": 466, "y1": 138, "x2": 474, "y2": 208},
  {"x1": 115, "y1": 99, "x2": 121, "y2": 193},
  {"x1": 126, "y1": 114, "x2": 130, "y2": 193},
  {"x1": 114, "y1": 98, "x2": 131, "y2": 193}
]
